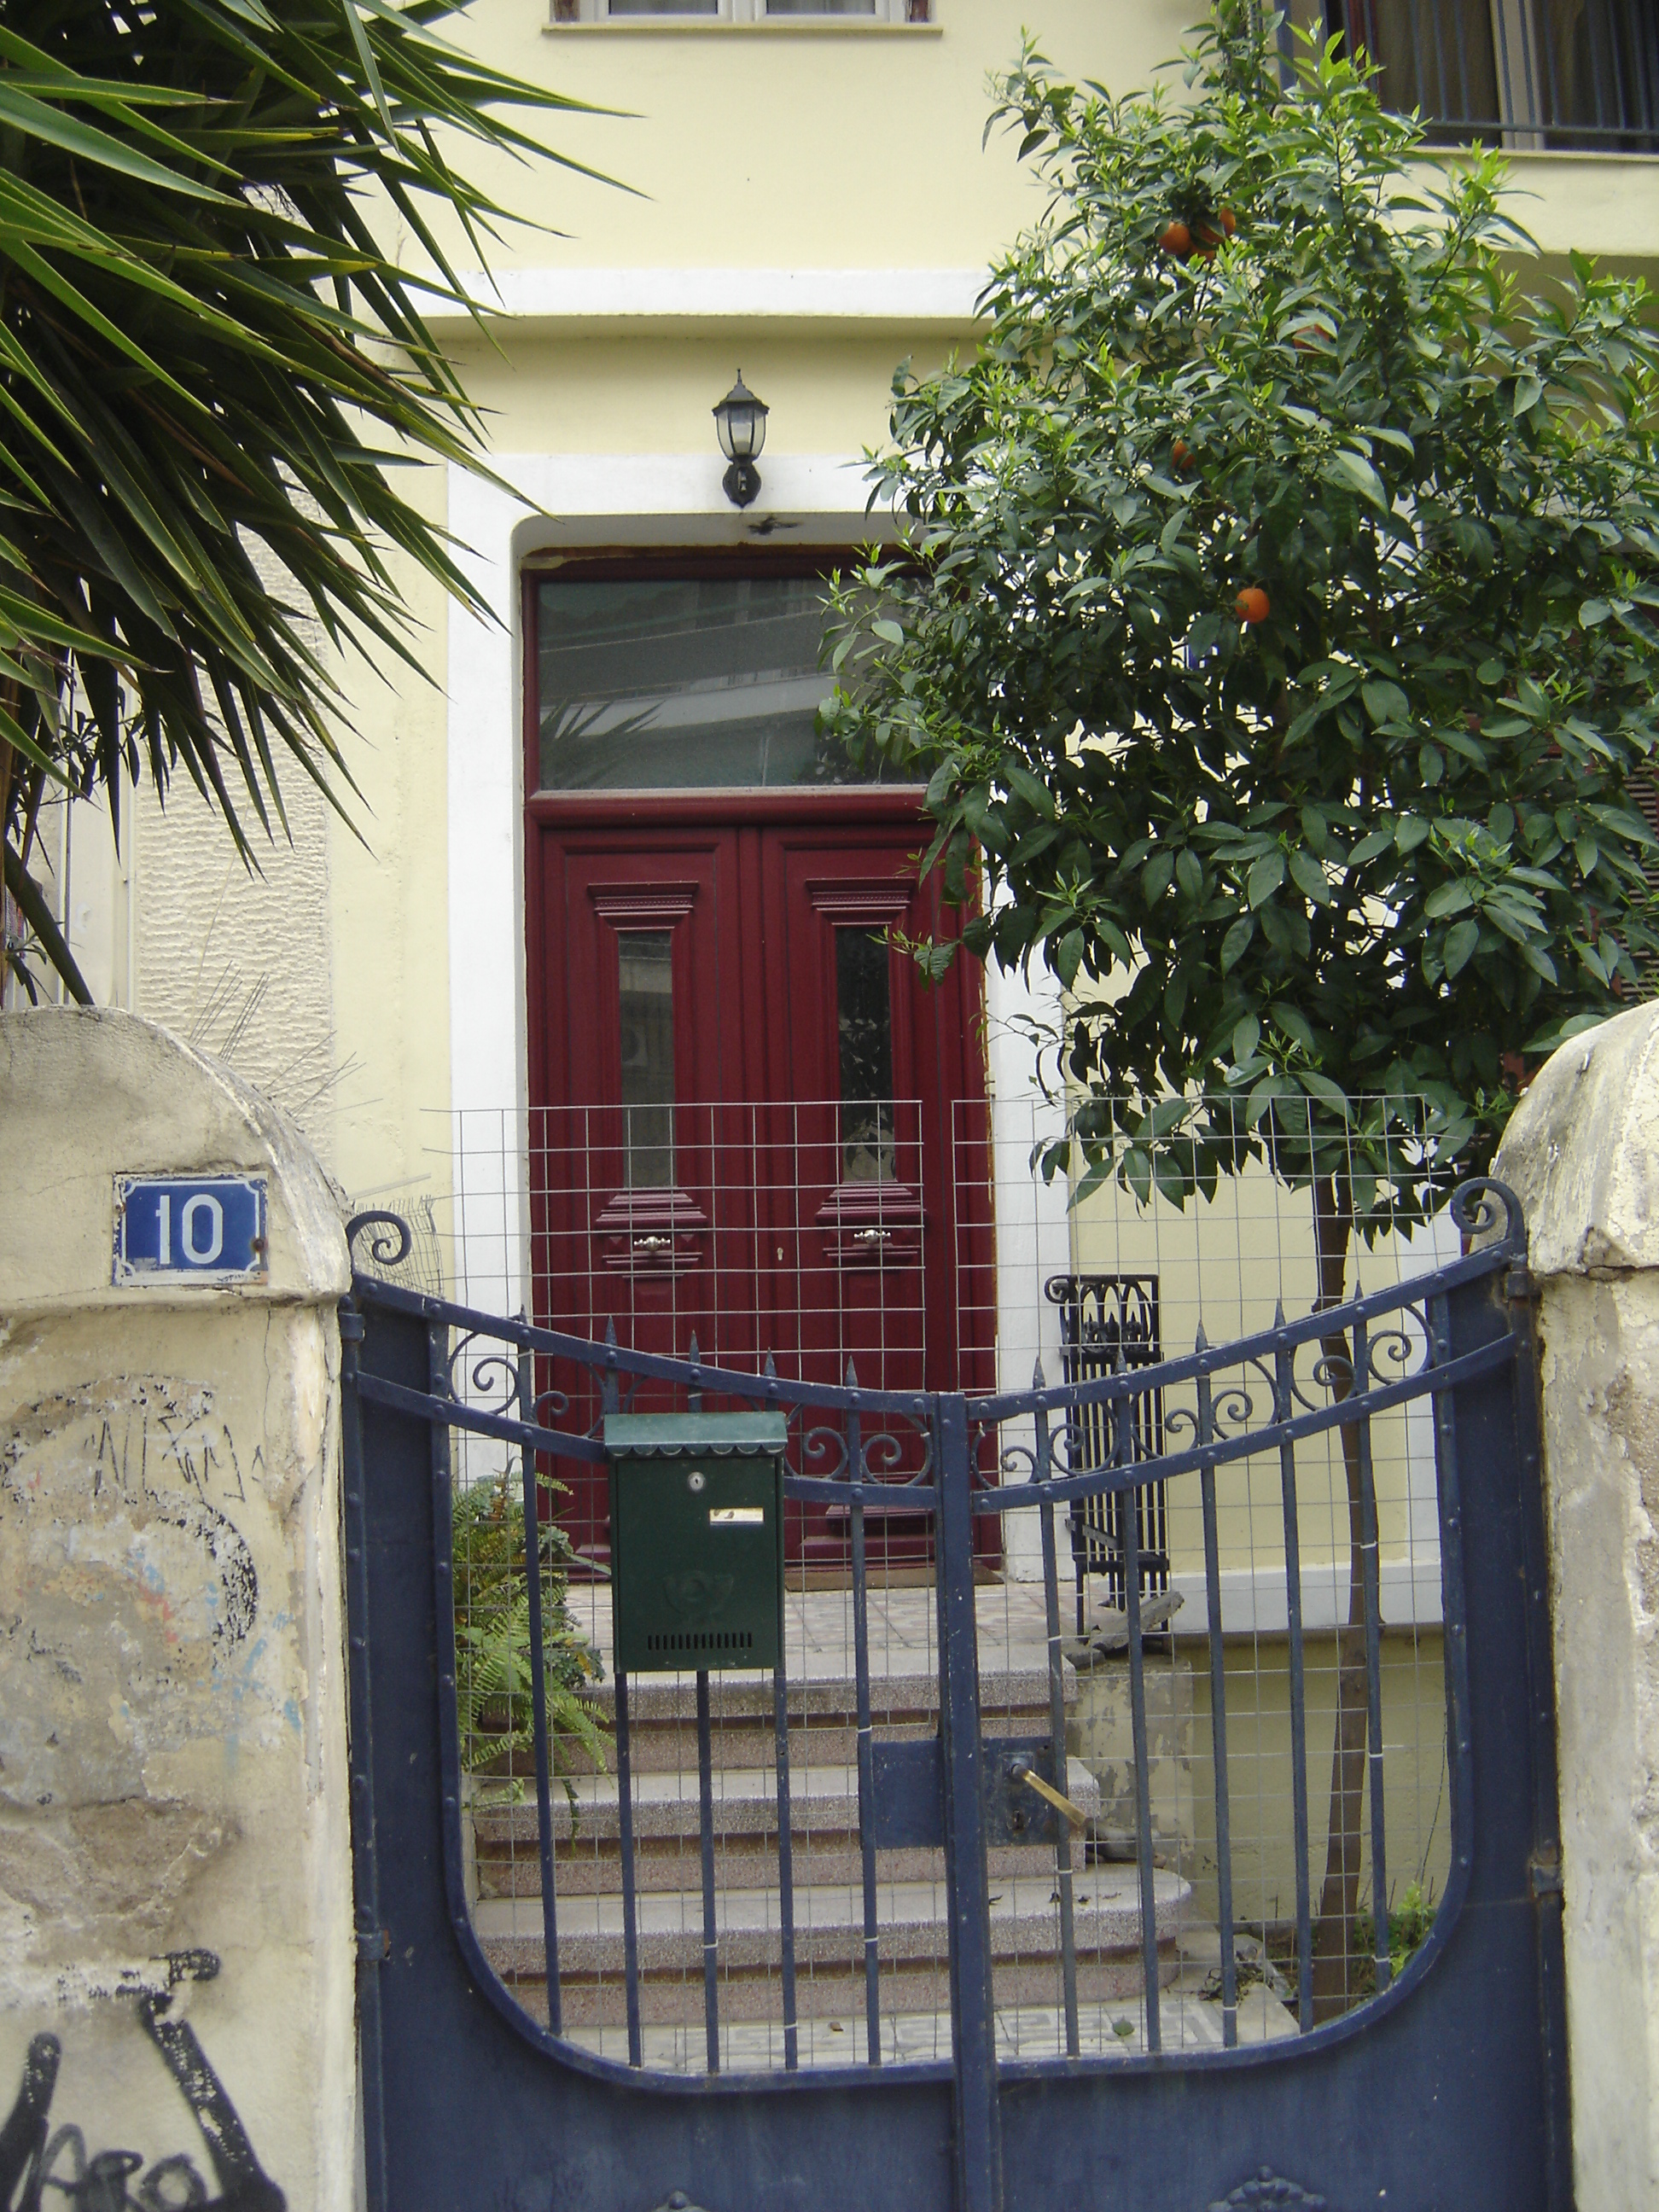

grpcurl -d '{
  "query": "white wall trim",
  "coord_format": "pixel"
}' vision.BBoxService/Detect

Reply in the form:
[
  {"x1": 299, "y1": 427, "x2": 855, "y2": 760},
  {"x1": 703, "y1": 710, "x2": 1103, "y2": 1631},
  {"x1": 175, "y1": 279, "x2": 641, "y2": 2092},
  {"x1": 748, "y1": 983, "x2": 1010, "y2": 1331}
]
[{"x1": 420, "y1": 265, "x2": 987, "y2": 329}]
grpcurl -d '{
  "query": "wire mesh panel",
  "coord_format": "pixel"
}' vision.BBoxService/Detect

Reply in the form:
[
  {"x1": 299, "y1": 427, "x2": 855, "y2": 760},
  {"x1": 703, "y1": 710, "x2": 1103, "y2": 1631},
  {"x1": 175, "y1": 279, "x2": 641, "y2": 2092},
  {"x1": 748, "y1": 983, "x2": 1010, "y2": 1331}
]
[{"x1": 425, "y1": 1099, "x2": 939, "y2": 1577}]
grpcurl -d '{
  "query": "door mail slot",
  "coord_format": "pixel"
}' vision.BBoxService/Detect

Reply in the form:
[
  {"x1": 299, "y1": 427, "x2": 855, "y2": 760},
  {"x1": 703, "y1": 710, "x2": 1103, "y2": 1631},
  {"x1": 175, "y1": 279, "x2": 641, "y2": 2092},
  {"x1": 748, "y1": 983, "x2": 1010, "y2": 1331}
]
[{"x1": 604, "y1": 1411, "x2": 788, "y2": 1672}]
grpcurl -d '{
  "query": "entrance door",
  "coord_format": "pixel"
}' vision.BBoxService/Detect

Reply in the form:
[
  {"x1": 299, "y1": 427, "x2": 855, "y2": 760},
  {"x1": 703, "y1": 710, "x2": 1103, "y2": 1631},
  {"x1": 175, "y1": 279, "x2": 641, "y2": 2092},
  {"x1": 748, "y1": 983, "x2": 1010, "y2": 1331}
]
[{"x1": 522, "y1": 556, "x2": 991, "y2": 1569}]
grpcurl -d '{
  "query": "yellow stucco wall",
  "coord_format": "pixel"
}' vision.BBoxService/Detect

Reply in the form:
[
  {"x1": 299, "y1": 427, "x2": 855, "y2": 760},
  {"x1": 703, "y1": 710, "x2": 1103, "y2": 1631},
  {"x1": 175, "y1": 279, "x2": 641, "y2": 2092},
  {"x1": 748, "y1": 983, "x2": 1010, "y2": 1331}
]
[{"x1": 416, "y1": 0, "x2": 1196, "y2": 277}]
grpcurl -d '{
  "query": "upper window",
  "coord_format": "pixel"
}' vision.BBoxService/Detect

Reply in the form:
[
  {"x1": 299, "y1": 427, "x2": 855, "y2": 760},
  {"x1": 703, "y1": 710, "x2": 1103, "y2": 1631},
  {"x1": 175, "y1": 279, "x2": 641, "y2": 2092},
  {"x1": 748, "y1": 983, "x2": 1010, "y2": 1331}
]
[
  {"x1": 553, "y1": 0, "x2": 926, "y2": 21},
  {"x1": 1304, "y1": 0, "x2": 1659, "y2": 153},
  {"x1": 531, "y1": 568, "x2": 894, "y2": 793}
]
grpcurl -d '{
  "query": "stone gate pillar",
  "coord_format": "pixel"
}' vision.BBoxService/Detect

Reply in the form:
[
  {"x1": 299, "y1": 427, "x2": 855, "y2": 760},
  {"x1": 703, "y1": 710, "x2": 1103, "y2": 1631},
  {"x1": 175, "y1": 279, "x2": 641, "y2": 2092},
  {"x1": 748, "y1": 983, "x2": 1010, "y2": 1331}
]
[
  {"x1": 0, "y1": 1009, "x2": 352, "y2": 2211},
  {"x1": 1494, "y1": 998, "x2": 1659, "y2": 2212}
]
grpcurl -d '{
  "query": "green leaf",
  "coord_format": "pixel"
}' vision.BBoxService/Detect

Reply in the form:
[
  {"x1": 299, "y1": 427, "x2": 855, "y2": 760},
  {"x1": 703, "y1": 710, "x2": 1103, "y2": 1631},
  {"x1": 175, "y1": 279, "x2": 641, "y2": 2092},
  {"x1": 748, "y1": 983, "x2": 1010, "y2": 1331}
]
[
  {"x1": 1300, "y1": 1069, "x2": 1352, "y2": 1120},
  {"x1": 1005, "y1": 760, "x2": 1057, "y2": 817},
  {"x1": 1579, "y1": 599, "x2": 1612, "y2": 628},
  {"x1": 871, "y1": 618, "x2": 905, "y2": 647},
  {"x1": 1325, "y1": 450, "x2": 1389, "y2": 509},
  {"x1": 1247, "y1": 850, "x2": 1285, "y2": 907},
  {"x1": 1424, "y1": 882, "x2": 1474, "y2": 919},
  {"x1": 1514, "y1": 373, "x2": 1545, "y2": 416},
  {"x1": 0, "y1": 80, "x2": 229, "y2": 200},
  {"x1": 1054, "y1": 928, "x2": 1085, "y2": 988},
  {"x1": 1442, "y1": 918, "x2": 1481, "y2": 976},
  {"x1": 1231, "y1": 1014, "x2": 1261, "y2": 1066},
  {"x1": 1288, "y1": 847, "x2": 1333, "y2": 905},
  {"x1": 924, "y1": 760, "x2": 958, "y2": 809},
  {"x1": 1142, "y1": 852, "x2": 1174, "y2": 904},
  {"x1": 1220, "y1": 915, "x2": 1254, "y2": 971},
  {"x1": 1361, "y1": 680, "x2": 1411, "y2": 727}
]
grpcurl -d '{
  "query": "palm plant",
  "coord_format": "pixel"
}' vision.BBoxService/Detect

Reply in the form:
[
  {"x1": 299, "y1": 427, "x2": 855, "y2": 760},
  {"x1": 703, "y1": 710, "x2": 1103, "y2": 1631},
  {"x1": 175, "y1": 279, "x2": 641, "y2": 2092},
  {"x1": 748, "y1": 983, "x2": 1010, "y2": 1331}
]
[
  {"x1": 452, "y1": 1466, "x2": 609, "y2": 1812},
  {"x1": 0, "y1": 1, "x2": 611, "y2": 998}
]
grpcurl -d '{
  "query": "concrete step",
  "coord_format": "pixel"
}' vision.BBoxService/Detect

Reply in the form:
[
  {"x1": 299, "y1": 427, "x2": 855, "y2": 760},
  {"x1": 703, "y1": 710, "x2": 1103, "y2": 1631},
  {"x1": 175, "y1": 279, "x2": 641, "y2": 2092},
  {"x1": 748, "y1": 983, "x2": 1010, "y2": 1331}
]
[
  {"x1": 533, "y1": 1668, "x2": 1069, "y2": 1777},
  {"x1": 475, "y1": 1866, "x2": 1190, "y2": 2028},
  {"x1": 473, "y1": 1758, "x2": 1103, "y2": 1896}
]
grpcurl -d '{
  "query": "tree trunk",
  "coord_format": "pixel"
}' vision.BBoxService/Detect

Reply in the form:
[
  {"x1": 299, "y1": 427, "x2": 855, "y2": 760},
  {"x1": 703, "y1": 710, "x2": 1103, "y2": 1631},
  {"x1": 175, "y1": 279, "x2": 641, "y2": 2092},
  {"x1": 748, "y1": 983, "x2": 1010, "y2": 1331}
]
[{"x1": 1307, "y1": 1173, "x2": 1372, "y2": 2021}]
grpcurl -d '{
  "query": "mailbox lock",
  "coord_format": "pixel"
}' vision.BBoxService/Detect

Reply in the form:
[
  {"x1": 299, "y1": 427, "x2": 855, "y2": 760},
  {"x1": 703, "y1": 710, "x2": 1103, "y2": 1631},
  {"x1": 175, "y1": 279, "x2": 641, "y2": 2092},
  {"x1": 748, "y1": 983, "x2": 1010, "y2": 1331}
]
[{"x1": 687, "y1": 1470, "x2": 707, "y2": 1494}]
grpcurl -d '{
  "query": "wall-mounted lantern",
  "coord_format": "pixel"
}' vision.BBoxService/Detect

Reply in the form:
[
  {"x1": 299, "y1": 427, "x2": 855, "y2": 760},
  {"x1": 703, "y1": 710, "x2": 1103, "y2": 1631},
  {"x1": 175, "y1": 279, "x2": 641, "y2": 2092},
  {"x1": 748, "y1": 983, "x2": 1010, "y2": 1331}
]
[{"x1": 713, "y1": 373, "x2": 768, "y2": 509}]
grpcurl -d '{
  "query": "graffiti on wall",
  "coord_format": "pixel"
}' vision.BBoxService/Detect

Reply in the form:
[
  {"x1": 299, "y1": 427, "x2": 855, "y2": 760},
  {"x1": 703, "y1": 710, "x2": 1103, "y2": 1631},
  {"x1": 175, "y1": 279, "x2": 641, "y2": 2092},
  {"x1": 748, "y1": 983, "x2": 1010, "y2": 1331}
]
[{"x1": 0, "y1": 1952, "x2": 283, "y2": 2212}]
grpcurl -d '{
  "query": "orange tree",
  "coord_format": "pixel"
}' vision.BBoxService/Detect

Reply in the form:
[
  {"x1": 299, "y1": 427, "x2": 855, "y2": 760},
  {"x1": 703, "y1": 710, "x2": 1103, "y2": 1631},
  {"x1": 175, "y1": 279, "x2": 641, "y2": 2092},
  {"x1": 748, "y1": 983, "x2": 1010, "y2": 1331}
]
[{"x1": 824, "y1": 2, "x2": 1659, "y2": 2011}]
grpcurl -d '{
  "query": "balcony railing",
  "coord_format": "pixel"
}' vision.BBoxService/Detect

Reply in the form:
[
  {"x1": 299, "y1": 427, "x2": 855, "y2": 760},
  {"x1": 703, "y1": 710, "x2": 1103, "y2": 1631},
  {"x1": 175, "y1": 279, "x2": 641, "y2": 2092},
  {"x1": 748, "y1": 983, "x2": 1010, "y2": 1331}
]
[{"x1": 1305, "y1": 0, "x2": 1659, "y2": 153}]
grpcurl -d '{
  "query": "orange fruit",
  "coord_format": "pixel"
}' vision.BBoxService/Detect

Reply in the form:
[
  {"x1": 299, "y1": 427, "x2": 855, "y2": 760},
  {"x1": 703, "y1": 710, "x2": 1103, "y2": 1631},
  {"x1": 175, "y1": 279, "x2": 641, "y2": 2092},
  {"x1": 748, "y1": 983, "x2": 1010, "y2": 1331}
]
[
  {"x1": 1220, "y1": 207, "x2": 1237, "y2": 235},
  {"x1": 1172, "y1": 438, "x2": 1196, "y2": 470},
  {"x1": 1235, "y1": 586, "x2": 1271, "y2": 625},
  {"x1": 1159, "y1": 220, "x2": 1191, "y2": 258}
]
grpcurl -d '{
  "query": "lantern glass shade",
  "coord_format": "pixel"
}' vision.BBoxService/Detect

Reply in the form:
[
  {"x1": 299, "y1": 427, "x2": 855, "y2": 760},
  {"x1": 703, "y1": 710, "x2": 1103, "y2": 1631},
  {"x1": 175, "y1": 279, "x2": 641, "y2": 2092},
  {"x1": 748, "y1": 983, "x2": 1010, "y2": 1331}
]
[{"x1": 714, "y1": 374, "x2": 768, "y2": 464}]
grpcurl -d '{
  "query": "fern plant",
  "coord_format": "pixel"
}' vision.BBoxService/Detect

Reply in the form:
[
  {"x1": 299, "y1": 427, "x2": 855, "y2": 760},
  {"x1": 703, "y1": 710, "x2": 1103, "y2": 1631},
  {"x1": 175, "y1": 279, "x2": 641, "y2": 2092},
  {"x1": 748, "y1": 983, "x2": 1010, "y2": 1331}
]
[{"x1": 451, "y1": 1466, "x2": 609, "y2": 1813}]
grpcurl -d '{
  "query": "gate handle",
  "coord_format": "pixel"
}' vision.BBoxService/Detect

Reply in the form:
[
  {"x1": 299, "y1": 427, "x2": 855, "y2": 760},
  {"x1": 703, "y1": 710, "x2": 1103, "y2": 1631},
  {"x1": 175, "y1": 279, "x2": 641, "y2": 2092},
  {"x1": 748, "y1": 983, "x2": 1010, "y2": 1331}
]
[{"x1": 1009, "y1": 1757, "x2": 1090, "y2": 1830}]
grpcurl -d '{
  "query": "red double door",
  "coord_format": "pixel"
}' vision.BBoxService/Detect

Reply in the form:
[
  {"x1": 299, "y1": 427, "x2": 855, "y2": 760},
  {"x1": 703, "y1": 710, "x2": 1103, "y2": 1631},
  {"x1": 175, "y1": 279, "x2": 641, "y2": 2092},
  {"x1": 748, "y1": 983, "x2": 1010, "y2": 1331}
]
[{"x1": 526, "y1": 793, "x2": 992, "y2": 1571}]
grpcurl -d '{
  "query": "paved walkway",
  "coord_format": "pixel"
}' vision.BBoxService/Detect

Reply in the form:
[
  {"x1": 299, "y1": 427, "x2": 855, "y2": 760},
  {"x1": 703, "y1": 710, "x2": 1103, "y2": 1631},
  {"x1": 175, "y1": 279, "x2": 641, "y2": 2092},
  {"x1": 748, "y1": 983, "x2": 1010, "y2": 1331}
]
[{"x1": 560, "y1": 1981, "x2": 1298, "y2": 2073}]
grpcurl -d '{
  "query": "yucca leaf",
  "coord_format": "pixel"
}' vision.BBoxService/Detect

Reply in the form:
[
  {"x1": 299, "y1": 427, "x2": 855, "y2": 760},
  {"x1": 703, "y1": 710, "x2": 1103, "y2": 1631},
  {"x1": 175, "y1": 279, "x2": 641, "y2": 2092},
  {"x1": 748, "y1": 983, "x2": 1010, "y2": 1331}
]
[{"x1": 2, "y1": 0, "x2": 621, "y2": 995}]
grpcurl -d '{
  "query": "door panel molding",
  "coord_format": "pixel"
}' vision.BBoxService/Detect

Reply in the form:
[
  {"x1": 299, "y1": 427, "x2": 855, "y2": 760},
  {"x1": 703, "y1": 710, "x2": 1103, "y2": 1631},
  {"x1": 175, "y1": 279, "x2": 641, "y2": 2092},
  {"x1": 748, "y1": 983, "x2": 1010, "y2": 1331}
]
[
  {"x1": 589, "y1": 882, "x2": 700, "y2": 925},
  {"x1": 806, "y1": 878, "x2": 913, "y2": 922}
]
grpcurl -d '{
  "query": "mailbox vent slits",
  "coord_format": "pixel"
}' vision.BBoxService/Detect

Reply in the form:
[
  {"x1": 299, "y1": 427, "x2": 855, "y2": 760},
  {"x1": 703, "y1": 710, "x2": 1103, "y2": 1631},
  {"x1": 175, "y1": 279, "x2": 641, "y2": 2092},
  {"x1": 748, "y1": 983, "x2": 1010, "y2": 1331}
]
[{"x1": 645, "y1": 1628, "x2": 755, "y2": 1655}]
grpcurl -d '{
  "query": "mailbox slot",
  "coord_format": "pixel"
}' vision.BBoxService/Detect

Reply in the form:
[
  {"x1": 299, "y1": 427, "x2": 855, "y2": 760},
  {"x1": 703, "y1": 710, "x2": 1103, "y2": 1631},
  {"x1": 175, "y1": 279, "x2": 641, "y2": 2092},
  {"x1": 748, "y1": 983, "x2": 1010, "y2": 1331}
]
[{"x1": 604, "y1": 1411, "x2": 787, "y2": 1672}]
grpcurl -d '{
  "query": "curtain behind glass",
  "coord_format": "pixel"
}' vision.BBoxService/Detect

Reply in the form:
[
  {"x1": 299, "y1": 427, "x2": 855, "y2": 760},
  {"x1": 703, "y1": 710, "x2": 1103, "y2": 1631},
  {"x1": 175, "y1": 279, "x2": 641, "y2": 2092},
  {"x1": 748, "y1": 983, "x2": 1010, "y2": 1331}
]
[{"x1": 534, "y1": 574, "x2": 889, "y2": 791}]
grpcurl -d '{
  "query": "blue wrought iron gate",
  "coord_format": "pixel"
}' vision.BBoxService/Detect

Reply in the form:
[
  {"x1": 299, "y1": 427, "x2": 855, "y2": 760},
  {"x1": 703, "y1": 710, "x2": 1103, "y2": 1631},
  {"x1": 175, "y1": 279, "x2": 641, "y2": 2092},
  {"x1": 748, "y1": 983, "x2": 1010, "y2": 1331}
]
[{"x1": 340, "y1": 1181, "x2": 1570, "y2": 2212}]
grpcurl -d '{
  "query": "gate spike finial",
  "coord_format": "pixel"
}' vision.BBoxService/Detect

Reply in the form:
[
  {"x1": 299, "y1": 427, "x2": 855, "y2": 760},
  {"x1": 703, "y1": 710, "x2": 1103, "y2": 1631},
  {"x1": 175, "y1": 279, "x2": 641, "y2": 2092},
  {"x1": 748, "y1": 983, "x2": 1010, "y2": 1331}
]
[
  {"x1": 844, "y1": 1358, "x2": 859, "y2": 1391},
  {"x1": 1032, "y1": 1354, "x2": 1045, "y2": 1391},
  {"x1": 604, "y1": 1316, "x2": 618, "y2": 1349},
  {"x1": 1273, "y1": 1300, "x2": 1285, "y2": 1328},
  {"x1": 688, "y1": 1329, "x2": 701, "y2": 1366},
  {"x1": 1195, "y1": 1322, "x2": 1209, "y2": 1353},
  {"x1": 764, "y1": 1350, "x2": 777, "y2": 1380}
]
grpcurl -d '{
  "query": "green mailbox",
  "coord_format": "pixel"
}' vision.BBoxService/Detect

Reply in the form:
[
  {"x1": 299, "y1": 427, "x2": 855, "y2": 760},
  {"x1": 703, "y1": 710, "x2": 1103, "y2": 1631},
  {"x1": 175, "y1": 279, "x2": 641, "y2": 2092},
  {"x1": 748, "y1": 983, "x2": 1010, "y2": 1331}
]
[{"x1": 604, "y1": 1411, "x2": 788, "y2": 1672}]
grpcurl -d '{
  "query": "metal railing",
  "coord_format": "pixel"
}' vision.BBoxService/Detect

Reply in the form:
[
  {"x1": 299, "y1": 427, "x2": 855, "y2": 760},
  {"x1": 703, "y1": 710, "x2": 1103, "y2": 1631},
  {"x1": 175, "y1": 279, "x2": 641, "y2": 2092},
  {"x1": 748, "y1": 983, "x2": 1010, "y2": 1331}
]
[{"x1": 1044, "y1": 1272, "x2": 1171, "y2": 1631}]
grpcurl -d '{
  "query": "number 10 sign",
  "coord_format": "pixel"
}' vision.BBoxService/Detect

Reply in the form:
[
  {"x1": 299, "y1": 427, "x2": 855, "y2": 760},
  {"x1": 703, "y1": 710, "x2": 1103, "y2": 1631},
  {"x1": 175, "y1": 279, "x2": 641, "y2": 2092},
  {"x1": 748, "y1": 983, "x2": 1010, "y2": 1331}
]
[{"x1": 114, "y1": 1175, "x2": 268, "y2": 1285}]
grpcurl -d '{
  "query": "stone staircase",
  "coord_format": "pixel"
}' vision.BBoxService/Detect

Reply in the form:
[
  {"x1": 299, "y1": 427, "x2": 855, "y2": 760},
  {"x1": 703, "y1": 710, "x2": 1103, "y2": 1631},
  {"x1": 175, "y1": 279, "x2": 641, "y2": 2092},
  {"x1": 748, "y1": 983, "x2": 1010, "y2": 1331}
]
[{"x1": 467, "y1": 1615, "x2": 1196, "y2": 2063}]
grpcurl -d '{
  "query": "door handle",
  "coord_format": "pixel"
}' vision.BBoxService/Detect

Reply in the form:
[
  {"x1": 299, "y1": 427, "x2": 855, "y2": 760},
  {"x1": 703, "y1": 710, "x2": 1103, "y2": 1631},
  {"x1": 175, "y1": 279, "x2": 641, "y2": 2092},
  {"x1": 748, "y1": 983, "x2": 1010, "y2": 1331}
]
[
  {"x1": 852, "y1": 1227, "x2": 894, "y2": 1245},
  {"x1": 631, "y1": 1234, "x2": 674, "y2": 1253},
  {"x1": 1009, "y1": 1757, "x2": 1089, "y2": 1830}
]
